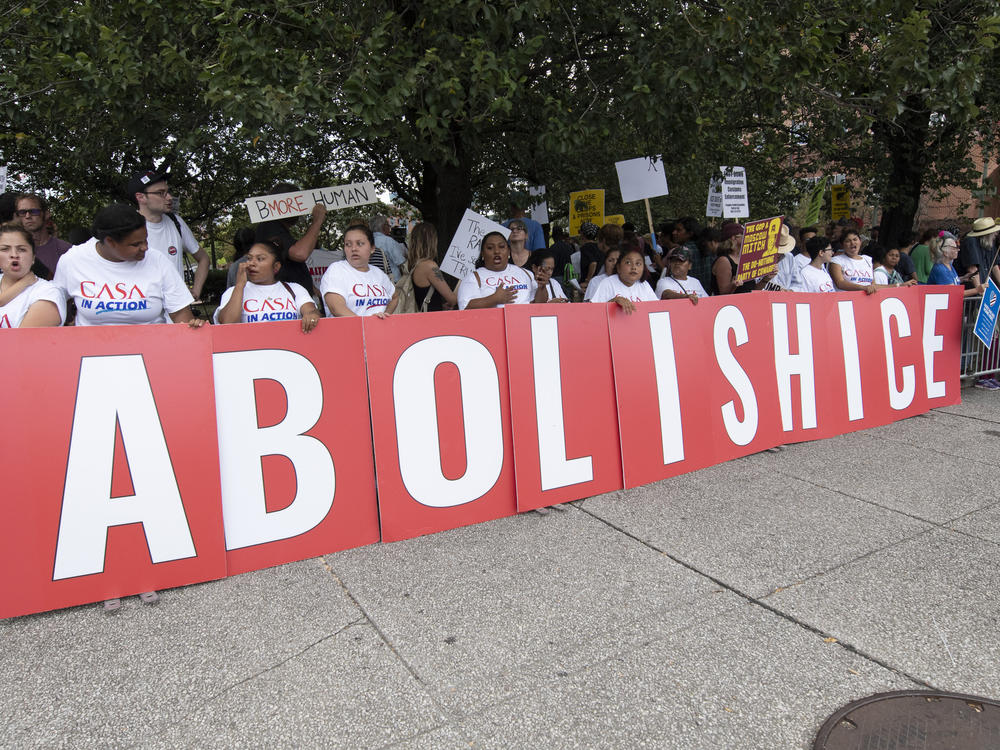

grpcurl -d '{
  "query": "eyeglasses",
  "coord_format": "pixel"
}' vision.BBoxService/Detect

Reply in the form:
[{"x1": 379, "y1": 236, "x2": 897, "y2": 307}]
[
  {"x1": 15, "y1": 208, "x2": 43, "y2": 217},
  {"x1": 143, "y1": 189, "x2": 170, "y2": 197}
]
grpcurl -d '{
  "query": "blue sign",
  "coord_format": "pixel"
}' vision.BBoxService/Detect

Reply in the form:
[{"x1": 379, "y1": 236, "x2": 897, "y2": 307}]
[{"x1": 974, "y1": 279, "x2": 1000, "y2": 347}]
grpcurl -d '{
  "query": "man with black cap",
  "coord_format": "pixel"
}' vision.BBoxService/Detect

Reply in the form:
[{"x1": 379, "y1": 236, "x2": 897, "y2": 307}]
[{"x1": 128, "y1": 170, "x2": 210, "y2": 302}]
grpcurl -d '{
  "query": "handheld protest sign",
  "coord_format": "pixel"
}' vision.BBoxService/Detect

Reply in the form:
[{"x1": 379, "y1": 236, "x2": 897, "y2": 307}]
[
  {"x1": 569, "y1": 190, "x2": 605, "y2": 236},
  {"x1": 244, "y1": 182, "x2": 378, "y2": 223},
  {"x1": 364, "y1": 309, "x2": 517, "y2": 542},
  {"x1": 735, "y1": 216, "x2": 783, "y2": 285},
  {"x1": 615, "y1": 156, "x2": 669, "y2": 241},
  {"x1": 974, "y1": 279, "x2": 1000, "y2": 347},
  {"x1": 831, "y1": 184, "x2": 851, "y2": 220},
  {"x1": 528, "y1": 186, "x2": 549, "y2": 224},
  {"x1": 504, "y1": 303, "x2": 623, "y2": 510},
  {"x1": 440, "y1": 209, "x2": 510, "y2": 280},
  {"x1": 0, "y1": 326, "x2": 226, "y2": 619},
  {"x1": 720, "y1": 166, "x2": 750, "y2": 218},
  {"x1": 211, "y1": 319, "x2": 379, "y2": 576}
]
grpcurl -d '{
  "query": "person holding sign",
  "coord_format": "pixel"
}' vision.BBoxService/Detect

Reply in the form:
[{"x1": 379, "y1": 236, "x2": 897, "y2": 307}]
[
  {"x1": 828, "y1": 228, "x2": 877, "y2": 294},
  {"x1": 528, "y1": 249, "x2": 569, "y2": 302},
  {"x1": 655, "y1": 248, "x2": 708, "y2": 304},
  {"x1": 321, "y1": 225, "x2": 398, "y2": 317},
  {"x1": 589, "y1": 248, "x2": 657, "y2": 314},
  {"x1": 255, "y1": 181, "x2": 329, "y2": 295},
  {"x1": 53, "y1": 204, "x2": 203, "y2": 327},
  {"x1": 798, "y1": 236, "x2": 836, "y2": 293},
  {"x1": 0, "y1": 224, "x2": 66, "y2": 328},
  {"x1": 215, "y1": 240, "x2": 320, "y2": 332},
  {"x1": 711, "y1": 223, "x2": 759, "y2": 295},
  {"x1": 457, "y1": 231, "x2": 543, "y2": 309}
]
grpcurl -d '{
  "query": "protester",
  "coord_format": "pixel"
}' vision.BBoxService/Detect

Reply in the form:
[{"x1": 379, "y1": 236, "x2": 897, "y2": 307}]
[
  {"x1": 397, "y1": 222, "x2": 457, "y2": 312},
  {"x1": 769, "y1": 224, "x2": 806, "y2": 291},
  {"x1": 893, "y1": 230, "x2": 918, "y2": 282},
  {"x1": 370, "y1": 215, "x2": 407, "y2": 281},
  {"x1": 909, "y1": 229, "x2": 936, "y2": 282},
  {"x1": 320, "y1": 225, "x2": 397, "y2": 317},
  {"x1": 872, "y1": 245, "x2": 916, "y2": 287},
  {"x1": 798, "y1": 235, "x2": 836, "y2": 293},
  {"x1": 798, "y1": 226, "x2": 818, "y2": 253},
  {"x1": 53, "y1": 204, "x2": 202, "y2": 327},
  {"x1": 829, "y1": 228, "x2": 877, "y2": 294},
  {"x1": 254, "y1": 181, "x2": 328, "y2": 295},
  {"x1": 503, "y1": 192, "x2": 546, "y2": 251},
  {"x1": 457, "y1": 231, "x2": 542, "y2": 309},
  {"x1": 926, "y1": 232, "x2": 982, "y2": 297},
  {"x1": 656, "y1": 247, "x2": 708, "y2": 304},
  {"x1": 710, "y1": 223, "x2": 765, "y2": 294},
  {"x1": 589, "y1": 247, "x2": 657, "y2": 314},
  {"x1": 578, "y1": 222, "x2": 602, "y2": 289},
  {"x1": 962, "y1": 217, "x2": 1000, "y2": 286},
  {"x1": 128, "y1": 171, "x2": 210, "y2": 301},
  {"x1": 0, "y1": 194, "x2": 15, "y2": 223},
  {"x1": 507, "y1": 219, "x2": 532, "y2": 268},
  {"x1": 14, "y1": 194, "x2": 71, "y2": 277},
  {"x1": 584, "y1": 247, "x2": 620, "y2": 302},
  {"x1": 0, "y1": 224, "x2": 66, "y2": 327},
  {"x1": 548, "y1": 226, "x2": 575, "y2": 285},
  {"x1": 528, "y1": 249, "x2": 568, "y2": 302},
  {"x1": 215, "y1": 240, "x2": 320, "y2": 333}
]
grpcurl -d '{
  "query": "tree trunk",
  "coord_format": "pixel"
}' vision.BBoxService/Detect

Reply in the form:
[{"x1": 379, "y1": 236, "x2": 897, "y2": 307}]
[
  {"x1": 419, "y1": 155, "x2": 473, "y2": 261},
  {"x1": 877, "y1": 104, "x2": 931, "y2": 244}
]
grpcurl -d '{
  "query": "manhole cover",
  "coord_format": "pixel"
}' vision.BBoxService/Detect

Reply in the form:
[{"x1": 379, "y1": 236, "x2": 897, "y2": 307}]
[{"x1": 813, "y1": 690, "x2": 1000, "y2": 750}]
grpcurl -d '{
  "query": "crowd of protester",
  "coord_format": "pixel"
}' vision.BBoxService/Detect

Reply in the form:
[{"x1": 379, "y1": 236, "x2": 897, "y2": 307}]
[{"x1": 2, "y1": 180, "x2": 998, "y2": 366}]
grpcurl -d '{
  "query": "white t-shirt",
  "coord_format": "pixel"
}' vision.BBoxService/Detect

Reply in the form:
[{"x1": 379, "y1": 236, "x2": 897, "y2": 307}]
[
  {"x1": 214, "y1": 281, "x2": 315, "y2": 324},
  {"x1": 145, "y1": 213, "x2": 199, "y2": 278},
  {"x1": 799, "y1": 264, "x2": 835, "y2": 293},
  {"x1": 320, "y1": 260, "x2": 394, "y2": 316},
  {"x1": 655, "y1": 274, "x2": 708, "y2": 299},
  {"x1": 53, "y1": 239, "x2": 194, "y2": 326},
  {"x1": 589, "y1": 275, "x2": 658, "y2": 304},
  {"x1": 457, "y1": 265, "x2": 536, "y2": 309},
  {"x1": 584, "y1": 272, "x2": 608, "y2": 301},
  {"x1": 773, "y1": 252, "x2": 810, "y2": 291},
  {"x1": 830, "y1": 254, "x2": 874, "y2": 285},
  {"x1": 540, "y1": 278, "x2": 567, "y2": 301},
  {"x1": 0, "y1": 276, "x2": 67, "y2": 328}
]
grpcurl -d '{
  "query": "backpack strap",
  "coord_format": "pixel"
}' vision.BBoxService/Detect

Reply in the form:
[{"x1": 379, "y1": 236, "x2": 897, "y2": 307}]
[{"x1": 474, "y1": 271, "x2": 482, "y2": 288}]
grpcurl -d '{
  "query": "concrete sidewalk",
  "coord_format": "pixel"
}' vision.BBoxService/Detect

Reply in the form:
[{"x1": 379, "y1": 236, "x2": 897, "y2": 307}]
[{"x1": 3, "y1": 389, "x2": 999, "y2": 749}]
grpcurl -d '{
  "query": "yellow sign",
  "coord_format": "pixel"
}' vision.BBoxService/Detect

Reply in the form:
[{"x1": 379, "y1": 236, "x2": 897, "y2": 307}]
[
  {"x1": 604, "y1": 214, "x2": 625, "y2": 226},
  {"x1": 569, "y1": 189, "x2": 605, "y2": 236},
  {"x1": 831, "y1": 184, "x2": 851, "y2": 220}
]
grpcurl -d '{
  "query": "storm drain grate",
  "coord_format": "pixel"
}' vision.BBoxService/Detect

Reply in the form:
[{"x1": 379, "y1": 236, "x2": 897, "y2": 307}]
[{"x1": 813, "y1": 690, "x2": 1000, "y2": 749}]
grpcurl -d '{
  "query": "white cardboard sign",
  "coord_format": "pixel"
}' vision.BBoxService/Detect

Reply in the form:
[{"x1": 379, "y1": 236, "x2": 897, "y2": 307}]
[
  {"x1": 615, "y1": 156, "x2": 669, "y2": 203},
  {"x1": 0, "y1": 165, "x2": 7, "y2": 194},
  {"x1": 528, "y1": 185, "x2": 549, "y2": 225},
  {"x1": 244, "y1": 182, "x2": 378, "y2": 223},
  {"x1": 440, "y1": 210, "x2": 511, "y2": 280},
  {"x1": 706, "y1": 176, "x2": 724, "y2": 217},
  {"x1": 719, "y1": 166, "x2": 750, "y2": 218}
]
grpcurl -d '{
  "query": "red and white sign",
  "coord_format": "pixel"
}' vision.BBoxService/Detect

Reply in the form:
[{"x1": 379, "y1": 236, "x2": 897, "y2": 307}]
[
  {"x1": 0, "y1": 287, "x2": 963, "y2": 618},
  {"x1": 0, "y1": 326, "x2": 227, "y2": 620},
  {"x1": 363, "y1": 309, "x2": 518, "y2": 542},
  {"x1": 211, "y1": 319, "x2": 380, "y2": 576}
]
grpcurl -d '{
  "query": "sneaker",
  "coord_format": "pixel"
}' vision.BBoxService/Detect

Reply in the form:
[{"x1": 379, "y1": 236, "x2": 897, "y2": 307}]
[
  {"x1": 988, "y1": 377, "x2": 1000, "y2": 389},
  {"x1": 974, "y1": 377, "x2": 1000, "y2": 390}
]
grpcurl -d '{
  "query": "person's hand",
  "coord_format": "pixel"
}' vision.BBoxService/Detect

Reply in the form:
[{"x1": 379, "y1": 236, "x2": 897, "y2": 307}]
[
  {"x1": 865, "y1": 283, "x2": 877, "y2": 295},
  {"x1": 903, "y1": 279, "x2": 918, "y2": 287},
  {"x1": 687, "y1": 293, "x2": 699, "y2": 305},
  {"x1": 235, "y1": 259, "x2": 248, "y2": 287},
  {"x1": 546, "y1": 297, "x2": 569, "y2": 303},
  {"x1": 374, "y1": 311, "x2": 391, "y2": 319},
  {"x1": 301, "y1": 310, "x2": 321, "y2": 333},
  {"x1": 534, "y1": 266, "x2": 552, "y2": 285},
  {"x1": 613, "y1": 295, "x2": 636, "y2": 314},
  {"x1": 310, "y1": 203, "x2": 327, "y2": 223},
  {"x1": 491, "y1": 283, "x2": 517, "y2": 305},
  {"x1": 183, "y1": 318, "x2": 206, "y2": 329}
]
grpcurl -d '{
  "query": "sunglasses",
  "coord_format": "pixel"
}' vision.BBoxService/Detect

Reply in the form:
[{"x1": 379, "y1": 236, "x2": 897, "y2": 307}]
[{"x1": 15, "y1": 208, "x2": 43, "y2": 217}]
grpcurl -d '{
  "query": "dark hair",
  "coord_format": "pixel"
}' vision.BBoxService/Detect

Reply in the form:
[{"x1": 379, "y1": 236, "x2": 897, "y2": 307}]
[
  {"x1": 528, "y1": 248, "x2": 556, "y2": 268},
  {"x1": 252, "y1": 239, "x2": 286, "y2": 264},
  {"x1": 476, "y1": 231, "x2": 509, "y2": 268},
  {"x1": 895, "y1": 229, "x2": 915, "y2": 247},
  {"x1": 841, "y1": 228, "x2": 861, "y2": 243},
  {"x1": 344, "y1": 224, "x2": 375, "y2": 247},
  {"x1": 616, "y1": 247, "x2": 644, "y2": 272},
  {"x1": 233, "y1": 227, "x2": 257, "y2": 259},
  {"x1": 270, "y1": 181, "x2": 299, "y2": 194},
  {"x1": 597, "y1": 223, "x2": 623, "y2": 247},
  {"x1": 0, "y1": 223, "x2": 35, "y2": 250},
  {"x1": 675, "y1": 217, "x2": 700, "y2": 236},
  {"x1": 805, "y1": 235, "x2": 831, "y2": 260},
  {"x1": 92, "y1": 203, "x2": 146, "y2": 242},
  {"x1": 697, "y1": 227, "x2": 721, "y2": 251},
  {"x1": 799, "y1": 226, "x2": 818, "y2": 241},
  {"x1": 551, "y1": 226, "x2": 567, "y2": 240}
]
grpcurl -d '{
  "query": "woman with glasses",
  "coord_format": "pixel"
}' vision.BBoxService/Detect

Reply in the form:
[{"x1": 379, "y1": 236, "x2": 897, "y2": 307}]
[{"x1": 926, "y1": 232, "x2": 983, "y2": 296}]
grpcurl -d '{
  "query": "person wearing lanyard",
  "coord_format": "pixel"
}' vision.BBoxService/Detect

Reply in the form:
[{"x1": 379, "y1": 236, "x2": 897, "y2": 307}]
[
  {"x1": 655, "y1": 247, "x2": 708, "y2": 304},
  {"x1": 528, "y1": 249, "x2": 569, "y2": 303}
]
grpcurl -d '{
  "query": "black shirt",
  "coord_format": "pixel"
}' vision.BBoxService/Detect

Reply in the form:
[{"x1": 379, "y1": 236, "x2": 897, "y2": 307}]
[{"x1": 254, "y1": 220, "x2": 314, "y2": 293}]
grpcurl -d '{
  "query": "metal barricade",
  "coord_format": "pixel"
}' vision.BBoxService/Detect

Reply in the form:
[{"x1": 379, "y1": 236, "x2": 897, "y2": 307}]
[{"x1": 960, "y1": 295, "x2": 1000, "y2": 379}]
